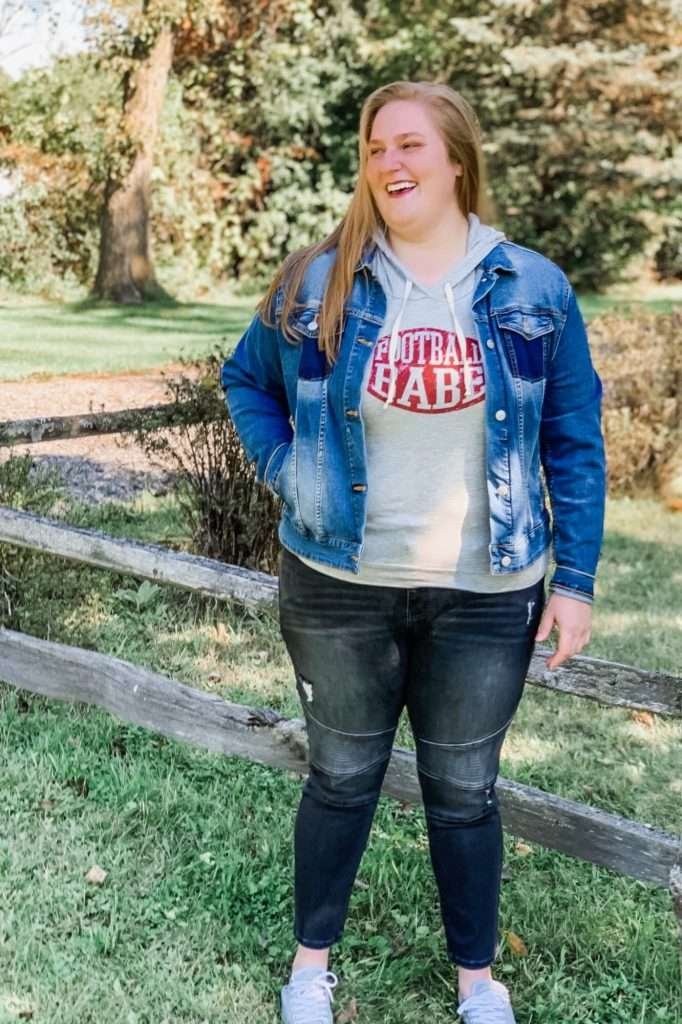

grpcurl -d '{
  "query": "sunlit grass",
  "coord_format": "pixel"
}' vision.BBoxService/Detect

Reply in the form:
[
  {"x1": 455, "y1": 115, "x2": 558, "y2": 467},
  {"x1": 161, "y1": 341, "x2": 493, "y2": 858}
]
[
  {"x1": 0, "y1": 296, "x2": 256, "y2": 380},
  {"x1": 1, "y1": 284, "x2": 680, "y2": 381},
  {"x1": 0, "y1": 492, "x2": 680, "y2": 1023}
]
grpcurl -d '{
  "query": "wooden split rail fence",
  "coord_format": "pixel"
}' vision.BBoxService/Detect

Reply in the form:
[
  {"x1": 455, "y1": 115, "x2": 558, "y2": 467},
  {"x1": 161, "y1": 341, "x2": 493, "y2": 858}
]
[{"x1": 1, "y1": 403, "x2": 681, "y2": 942}]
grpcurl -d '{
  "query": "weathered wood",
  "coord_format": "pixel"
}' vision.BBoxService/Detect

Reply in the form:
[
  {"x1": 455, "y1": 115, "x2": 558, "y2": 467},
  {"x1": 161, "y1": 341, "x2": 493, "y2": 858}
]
[
  {"x1": 0, "y1": 506, "x2": 277, "y2": 608},
  {"x1": 527, "y1": 649, "x2": 682, "y2": 717},
  {"x1": 1, "y1": 506, "x2": 680, "y2": 715},
  {"x1": 0, "y1": 402, "x2": 199, "y2": 447},
  {"x1": 0, "y1": 628, "x2": 679, "y2": 888}
]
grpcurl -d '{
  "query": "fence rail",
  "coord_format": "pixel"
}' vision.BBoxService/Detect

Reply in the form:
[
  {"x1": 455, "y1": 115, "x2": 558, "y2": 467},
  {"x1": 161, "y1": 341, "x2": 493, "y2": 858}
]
[
  {"x1": 0, "y1": 627, "x2": 679, "y2": 890},
  {"x1": 0, "y1": 402, "x2": 196, "y2": 447},
  {"x1": 1, "y1": 403, "x2": 680, "y2": 937},
  {"x1": 1, "y1": 505, "x2": 679, "y2": 716}
]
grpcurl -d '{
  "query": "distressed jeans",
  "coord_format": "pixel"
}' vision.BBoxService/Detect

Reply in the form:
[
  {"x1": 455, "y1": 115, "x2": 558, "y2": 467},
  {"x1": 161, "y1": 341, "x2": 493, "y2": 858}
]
[{"x1": 277, "y1": 546, "x2": 545, "y2": 967}]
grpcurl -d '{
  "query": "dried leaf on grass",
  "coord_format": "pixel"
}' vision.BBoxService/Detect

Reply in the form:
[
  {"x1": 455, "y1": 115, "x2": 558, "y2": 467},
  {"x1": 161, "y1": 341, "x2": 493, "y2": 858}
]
[
  {"x1": 504, "y1": 930, "x2": 529, "y2": 956},
  {"x1": 2, "y1": 995, "x2": 34, "y2": 1019},
  {"x1": 336, "y1": 997, "x2": 359, "y2": 1023},
  {"x1": 630, "y1": 710, "x2": 655, "y2": 728}
]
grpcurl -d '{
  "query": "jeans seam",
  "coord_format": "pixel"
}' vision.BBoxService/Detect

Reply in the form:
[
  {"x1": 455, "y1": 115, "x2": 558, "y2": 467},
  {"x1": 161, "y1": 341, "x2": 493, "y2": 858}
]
[
  {"x1": 415, "y1": 714, "x2": 513, "y2": 751},
  {"x1": 417, "y1": 764, "x2": 498, "y2": 790},
  {"x1": 304, "y1": 708, "x2": 396, "y2": 739}
]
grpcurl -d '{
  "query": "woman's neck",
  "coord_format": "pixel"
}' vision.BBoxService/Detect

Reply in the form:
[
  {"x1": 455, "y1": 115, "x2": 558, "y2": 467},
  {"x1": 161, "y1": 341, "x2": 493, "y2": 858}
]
[{"x1": 387, "y1": 207, "x2": 470, "y2": 286}]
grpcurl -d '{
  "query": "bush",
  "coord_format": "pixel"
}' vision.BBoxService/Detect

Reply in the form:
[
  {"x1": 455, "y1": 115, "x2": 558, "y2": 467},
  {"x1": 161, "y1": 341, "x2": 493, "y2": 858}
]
[
  {"x1": 654, "y1": 221, "x2": 682, "y2": 281},
  {"x1": 0, "y1": 454, "x2": 65, "y2": 627},
  {"x1": 590, "y1": 310, "x2": 681, "y2": 495},
  {"x1": 128, "y1": 352, "x2": 281, "y2": 574}
]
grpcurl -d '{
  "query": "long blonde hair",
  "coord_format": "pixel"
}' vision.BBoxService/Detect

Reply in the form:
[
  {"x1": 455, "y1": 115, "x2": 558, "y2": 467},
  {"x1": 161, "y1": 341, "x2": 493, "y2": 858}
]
[{"x1": 258, "y1": 80, "x2": 497, "y2": 365}]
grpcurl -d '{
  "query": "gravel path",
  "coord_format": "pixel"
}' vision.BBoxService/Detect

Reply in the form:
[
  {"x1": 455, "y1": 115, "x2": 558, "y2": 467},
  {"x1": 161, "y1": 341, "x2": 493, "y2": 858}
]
[{"x1": 0, "y1": 367, "x2": 192, "y2": 504}]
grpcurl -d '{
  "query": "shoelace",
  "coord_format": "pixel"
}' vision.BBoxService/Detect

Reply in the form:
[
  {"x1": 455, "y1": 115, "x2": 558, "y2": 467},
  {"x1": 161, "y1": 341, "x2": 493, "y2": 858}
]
[
  {"x1": 457, "y1": 984, "x2": 512, "y2": 1024},
  {"x1": 288, "y1": 970, "x2": 338, "y2": 1024}
]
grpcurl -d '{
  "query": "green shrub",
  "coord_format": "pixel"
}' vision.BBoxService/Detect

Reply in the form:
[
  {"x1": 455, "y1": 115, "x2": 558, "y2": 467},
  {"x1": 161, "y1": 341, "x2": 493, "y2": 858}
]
[
  {"x1": 654, "y1": 220, "x2": 682, "y2": 281},
  {"x1": 128, "y1": 353, "x2": 281, "y2": 573}
]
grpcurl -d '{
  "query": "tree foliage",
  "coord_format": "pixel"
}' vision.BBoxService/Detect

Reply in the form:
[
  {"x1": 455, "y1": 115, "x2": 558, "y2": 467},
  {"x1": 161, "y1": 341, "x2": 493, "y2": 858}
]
[{"x1": 0, "y1": 0, "x2": 680, "y2": 298}]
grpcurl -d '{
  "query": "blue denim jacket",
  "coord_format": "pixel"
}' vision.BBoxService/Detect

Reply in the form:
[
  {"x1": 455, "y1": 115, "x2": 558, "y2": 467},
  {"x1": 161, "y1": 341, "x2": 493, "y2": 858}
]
[{"x1": 221, "y1": 240, "x2": 606, "y2": 601}]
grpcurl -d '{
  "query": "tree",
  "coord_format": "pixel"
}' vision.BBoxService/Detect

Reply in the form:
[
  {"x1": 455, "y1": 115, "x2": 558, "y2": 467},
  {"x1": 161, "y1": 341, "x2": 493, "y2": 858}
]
[
  {"x1": 90, "y1": 2, "x2": 174, "y2": 303},
  {"x1": 89, "y1": 0, "x2": 294, "y2": 303}
]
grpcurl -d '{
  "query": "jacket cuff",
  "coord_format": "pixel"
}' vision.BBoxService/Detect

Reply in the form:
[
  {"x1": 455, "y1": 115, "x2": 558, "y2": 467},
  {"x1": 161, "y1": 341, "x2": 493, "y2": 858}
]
[
  {"x1": 549, "y1": 583, "x2": 594, "y2": 605},
  {"x1": 549, "y1": 562, "x2": 595, "y2": 602}
]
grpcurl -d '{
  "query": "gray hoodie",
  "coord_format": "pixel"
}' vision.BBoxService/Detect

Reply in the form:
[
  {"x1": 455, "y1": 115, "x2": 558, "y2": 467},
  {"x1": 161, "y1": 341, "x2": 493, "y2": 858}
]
[{"x1": 297, "y1": 213, "x2": 549, "y2": 589}]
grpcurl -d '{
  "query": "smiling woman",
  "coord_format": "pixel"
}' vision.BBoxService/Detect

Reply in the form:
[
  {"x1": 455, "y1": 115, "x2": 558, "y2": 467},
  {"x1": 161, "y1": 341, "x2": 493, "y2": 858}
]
[{"x1": 220, "y1": 80, "x2": 607, "y2": 1024}]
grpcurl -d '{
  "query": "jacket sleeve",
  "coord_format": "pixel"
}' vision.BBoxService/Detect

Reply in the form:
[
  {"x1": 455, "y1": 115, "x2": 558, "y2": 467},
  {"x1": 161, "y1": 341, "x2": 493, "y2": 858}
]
[
  {"x1": 220, "y1": 305, "x2": 294, "y2": 491},
  {"x1": 540, "y1": 282, "x2": 607, "y2": 603}
]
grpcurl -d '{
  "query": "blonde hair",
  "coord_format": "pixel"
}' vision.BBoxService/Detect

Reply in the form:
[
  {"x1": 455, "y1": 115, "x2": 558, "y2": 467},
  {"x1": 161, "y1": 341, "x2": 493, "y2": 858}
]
[{"x1": 258, "y1": 80, "x2": 497, "y2": 365}]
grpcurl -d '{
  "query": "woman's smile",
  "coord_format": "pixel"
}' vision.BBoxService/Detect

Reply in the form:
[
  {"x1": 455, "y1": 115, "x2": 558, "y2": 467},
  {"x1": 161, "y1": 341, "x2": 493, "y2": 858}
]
[{"x1": 386, "y1": 180, "x2": 417, "y2": 197}]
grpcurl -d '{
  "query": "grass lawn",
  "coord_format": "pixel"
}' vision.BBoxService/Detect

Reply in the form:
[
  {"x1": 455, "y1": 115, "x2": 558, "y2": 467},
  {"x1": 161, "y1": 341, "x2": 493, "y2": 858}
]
[
  {"x1": 1, "y1": 488, "x2": 680, "y2": 1024},
  {"x1": 1, "y1": 284, "x2": 681, "y2": 382},
  {"x1": 0, "y1": 297, "x2": 257, "y2": 381}
]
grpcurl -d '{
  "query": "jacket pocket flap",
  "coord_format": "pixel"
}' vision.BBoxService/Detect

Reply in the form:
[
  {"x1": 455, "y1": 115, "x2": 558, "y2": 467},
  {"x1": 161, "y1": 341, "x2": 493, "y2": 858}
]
[
  {"x1": 291, "y1": 305, "x2": 321, "y2": 338},
  {"x1": 495, "y1": 311, "x2": 554, "y2": 340}
]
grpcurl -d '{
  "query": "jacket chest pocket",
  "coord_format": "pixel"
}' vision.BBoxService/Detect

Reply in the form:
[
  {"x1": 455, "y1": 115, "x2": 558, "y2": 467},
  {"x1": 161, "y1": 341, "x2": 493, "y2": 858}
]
[{"x1": 494, "y1": 311, "x2": 554, "y2": 382}]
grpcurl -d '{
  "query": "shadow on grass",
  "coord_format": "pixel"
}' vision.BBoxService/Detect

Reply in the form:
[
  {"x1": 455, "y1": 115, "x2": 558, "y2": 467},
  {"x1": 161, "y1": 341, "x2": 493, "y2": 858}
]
[{"x1": 30, "y1": 300, "x2": 256, "y2": 335}]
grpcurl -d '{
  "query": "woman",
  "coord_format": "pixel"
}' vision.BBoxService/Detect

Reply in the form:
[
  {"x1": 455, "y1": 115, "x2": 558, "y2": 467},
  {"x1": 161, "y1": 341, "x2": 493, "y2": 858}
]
[{"x1": 221, "y1": 80, "x2": 606, "y2": 1024}]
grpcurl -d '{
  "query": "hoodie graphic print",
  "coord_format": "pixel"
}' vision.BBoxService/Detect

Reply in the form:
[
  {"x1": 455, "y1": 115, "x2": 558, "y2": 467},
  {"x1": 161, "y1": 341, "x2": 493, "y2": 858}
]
[
  {"x1": 297, "y1": 213, "x2": 549, "y2": 590},
  {"x1": 365, "y1": 325, "x2": 485, "y2": 414}
]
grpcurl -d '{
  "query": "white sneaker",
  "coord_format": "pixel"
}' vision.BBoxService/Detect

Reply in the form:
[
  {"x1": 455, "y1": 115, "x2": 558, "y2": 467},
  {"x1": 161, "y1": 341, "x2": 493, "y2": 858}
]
[
  {"x1": 281, "y1": 967, "x2": 338, "y2": 1024},
  {"x1": 457, "y1": 979, "x2": 517, "y2": 1023}
]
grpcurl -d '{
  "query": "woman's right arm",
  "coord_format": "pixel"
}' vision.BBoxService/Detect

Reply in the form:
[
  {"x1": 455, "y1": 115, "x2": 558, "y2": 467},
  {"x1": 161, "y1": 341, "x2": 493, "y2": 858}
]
[{"x1": 220, "y1": 306, "x2": 294, "y2": 490}]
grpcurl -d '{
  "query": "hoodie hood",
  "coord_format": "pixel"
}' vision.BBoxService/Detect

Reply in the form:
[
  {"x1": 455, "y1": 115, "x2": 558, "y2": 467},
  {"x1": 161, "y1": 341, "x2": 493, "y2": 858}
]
[{"x1": 369, "y1": 213, "x2": 506, "y2": 407}]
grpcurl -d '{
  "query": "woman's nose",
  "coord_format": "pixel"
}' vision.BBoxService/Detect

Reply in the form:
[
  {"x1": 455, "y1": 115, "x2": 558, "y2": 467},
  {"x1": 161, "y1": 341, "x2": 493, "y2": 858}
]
[{"x1": 378, "y1": 148, "x2": 404, "y2": 172}]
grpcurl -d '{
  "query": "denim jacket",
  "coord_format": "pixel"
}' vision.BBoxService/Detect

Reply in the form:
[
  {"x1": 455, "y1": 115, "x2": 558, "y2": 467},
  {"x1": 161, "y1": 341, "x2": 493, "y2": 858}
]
[{"x1": 221, "y1": 240, "x2": 607, "y2": 602}]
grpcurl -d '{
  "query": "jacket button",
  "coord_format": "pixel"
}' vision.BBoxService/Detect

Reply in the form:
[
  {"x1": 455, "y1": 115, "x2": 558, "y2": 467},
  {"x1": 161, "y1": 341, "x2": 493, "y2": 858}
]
[
  {"x1": 486, "y1": 339, "x2": 495, "y2": 349},
  {"x1": 352, "y1": 484, "x2": 367, "y2": 493},
  {"x1": 496, "y1": 483, "x2": 509, "y2": 497},
  {"x1": 495, "y1": 409, "x2": 507, "y2": 421},
  {"x1": 501, "y1": 555, "x2": 512, "y2": 567},
  {"x1": 346, "y1": 409, "x2": 359, "y2": 418}
]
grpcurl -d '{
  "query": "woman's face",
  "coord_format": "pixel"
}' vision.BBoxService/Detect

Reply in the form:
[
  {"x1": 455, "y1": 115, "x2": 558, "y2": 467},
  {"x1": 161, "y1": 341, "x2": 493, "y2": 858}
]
[{"x1": 365, "y1": 99, "x2": 463, "y2": 236}]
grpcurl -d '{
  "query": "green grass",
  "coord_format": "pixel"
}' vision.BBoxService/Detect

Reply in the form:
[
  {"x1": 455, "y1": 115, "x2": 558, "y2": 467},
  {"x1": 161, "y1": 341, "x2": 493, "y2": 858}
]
[
  {"x1": 577, "y1": 289, "x2": 682, "y2": 320},
  {"x1": 0, "y1": 297, "x2": 257, "y2": 381},
  {"x1": 1, "y1": 492, "x2": 680, "y2": 1022},
  {"x1": 1, "y1": 285, "x2": 680, "y2": 382}
]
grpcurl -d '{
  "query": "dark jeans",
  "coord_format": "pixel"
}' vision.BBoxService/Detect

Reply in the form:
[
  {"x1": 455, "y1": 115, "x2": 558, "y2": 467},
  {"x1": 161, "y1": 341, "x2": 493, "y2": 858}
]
[{"x1": 277, "y1": 547, "x2": 545, "y2": 968}]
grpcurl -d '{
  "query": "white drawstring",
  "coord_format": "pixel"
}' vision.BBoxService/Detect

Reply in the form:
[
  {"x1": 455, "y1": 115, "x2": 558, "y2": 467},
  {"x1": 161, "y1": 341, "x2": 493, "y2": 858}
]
[
  {"x1": 444, "y1": 281, "x2": 473, "y2": 401},
  {"x1": 383, "y1": 278, "x2": 413, "y2": 408}
]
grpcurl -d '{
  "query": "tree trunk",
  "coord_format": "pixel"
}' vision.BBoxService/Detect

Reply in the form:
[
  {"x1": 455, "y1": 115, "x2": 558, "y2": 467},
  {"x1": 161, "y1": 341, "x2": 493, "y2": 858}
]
[{"x1": 91, "y1": 24, "x2": 173, "y2": 304}]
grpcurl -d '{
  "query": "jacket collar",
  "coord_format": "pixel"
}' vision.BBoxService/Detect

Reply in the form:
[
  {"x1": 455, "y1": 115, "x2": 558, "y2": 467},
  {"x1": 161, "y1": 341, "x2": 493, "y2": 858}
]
[{"x1": 355, "y1": 240, "x2": 516, "y2": 275}]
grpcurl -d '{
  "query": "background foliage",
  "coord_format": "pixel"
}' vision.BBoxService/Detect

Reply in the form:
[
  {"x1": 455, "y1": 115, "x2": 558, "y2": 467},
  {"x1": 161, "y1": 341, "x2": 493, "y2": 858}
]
[{"x1": 0, "y1": 0, "x2": 680, "y2": 298}]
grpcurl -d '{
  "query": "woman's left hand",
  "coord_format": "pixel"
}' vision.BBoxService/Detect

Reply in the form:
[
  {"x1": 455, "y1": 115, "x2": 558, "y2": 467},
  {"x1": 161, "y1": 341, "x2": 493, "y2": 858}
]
[{"x1": 535, "y1": 593, "x2": 592, "y2": 670}]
